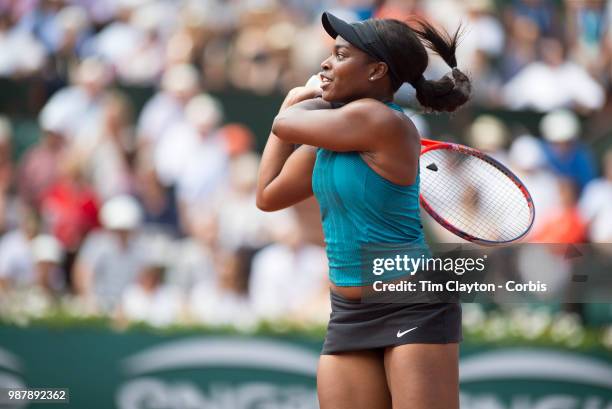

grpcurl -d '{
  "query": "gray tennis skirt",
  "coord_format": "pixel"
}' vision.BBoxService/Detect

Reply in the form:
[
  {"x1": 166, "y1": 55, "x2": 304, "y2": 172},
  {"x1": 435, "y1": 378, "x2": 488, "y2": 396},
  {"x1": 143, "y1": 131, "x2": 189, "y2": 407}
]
[{"x1": 322, "y1": 291, "x2": 462, "y2": 354}]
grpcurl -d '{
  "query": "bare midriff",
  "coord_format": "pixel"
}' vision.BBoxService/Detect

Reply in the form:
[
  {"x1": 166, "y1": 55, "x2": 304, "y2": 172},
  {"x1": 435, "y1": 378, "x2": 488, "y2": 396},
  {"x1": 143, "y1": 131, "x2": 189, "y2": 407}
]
[
  {"x1": 329, "y1": 274, "x2": 413, "y2": 300},
  {"x1": 329, "y1": 282, "x2": 367, "y2": 300}
]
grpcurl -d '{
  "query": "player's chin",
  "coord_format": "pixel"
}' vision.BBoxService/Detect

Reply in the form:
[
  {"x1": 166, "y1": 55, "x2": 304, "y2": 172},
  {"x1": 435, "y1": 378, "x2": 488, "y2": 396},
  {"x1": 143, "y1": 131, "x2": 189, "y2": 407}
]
[{"x1": 321, "y1": 88, "x2": 346, "y2": 104}]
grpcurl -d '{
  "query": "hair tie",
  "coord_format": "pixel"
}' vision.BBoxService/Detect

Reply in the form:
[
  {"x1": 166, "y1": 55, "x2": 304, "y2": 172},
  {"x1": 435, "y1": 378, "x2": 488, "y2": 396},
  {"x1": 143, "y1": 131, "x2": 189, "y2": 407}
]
[{"x1": 451, "y1": 67, "x2": 463, "y2": 83}]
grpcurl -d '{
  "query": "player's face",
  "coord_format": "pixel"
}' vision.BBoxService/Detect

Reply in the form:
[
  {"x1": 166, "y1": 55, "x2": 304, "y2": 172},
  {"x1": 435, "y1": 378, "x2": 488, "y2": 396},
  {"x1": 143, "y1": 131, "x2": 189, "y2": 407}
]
[{"x1": 319, "y1": 36, "x2": 377, "y2": 103}]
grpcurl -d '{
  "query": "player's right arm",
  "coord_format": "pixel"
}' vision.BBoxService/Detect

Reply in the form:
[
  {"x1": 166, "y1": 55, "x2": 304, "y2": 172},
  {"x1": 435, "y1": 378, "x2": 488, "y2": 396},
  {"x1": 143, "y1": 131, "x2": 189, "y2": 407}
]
[{"x1": 256, "y1": 87, "x2": 321, "y2": 212}]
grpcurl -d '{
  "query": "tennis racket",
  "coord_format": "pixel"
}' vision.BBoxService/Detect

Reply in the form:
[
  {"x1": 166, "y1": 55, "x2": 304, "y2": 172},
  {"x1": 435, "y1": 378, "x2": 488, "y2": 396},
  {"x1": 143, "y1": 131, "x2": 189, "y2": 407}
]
[{"x1": 419, "y1": 138, "x2": 535, "y2": 246}]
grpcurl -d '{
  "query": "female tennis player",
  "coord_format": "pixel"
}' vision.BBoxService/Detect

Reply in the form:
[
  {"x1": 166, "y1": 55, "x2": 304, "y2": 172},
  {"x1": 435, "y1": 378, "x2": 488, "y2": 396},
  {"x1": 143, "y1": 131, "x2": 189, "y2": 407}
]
[{"x1": 256, "y1": 12, "x2": 471, "y2": 409}]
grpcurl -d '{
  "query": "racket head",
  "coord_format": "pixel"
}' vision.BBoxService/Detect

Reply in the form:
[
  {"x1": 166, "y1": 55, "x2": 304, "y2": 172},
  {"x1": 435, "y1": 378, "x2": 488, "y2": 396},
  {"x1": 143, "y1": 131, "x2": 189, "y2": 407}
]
[{"x1": 419, "y1": 139, "x2": 535, "y2": 246}]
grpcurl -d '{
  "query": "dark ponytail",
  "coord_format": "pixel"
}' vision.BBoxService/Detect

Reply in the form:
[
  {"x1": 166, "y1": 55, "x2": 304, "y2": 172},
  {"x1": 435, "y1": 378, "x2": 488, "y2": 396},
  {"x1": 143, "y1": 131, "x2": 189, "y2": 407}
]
[
  {"x1": 371, "y1": 18, "x2": 471, "y2": 112},
  {"x1": 408, "y1": 19, "x2": 471, "y2": 112}
]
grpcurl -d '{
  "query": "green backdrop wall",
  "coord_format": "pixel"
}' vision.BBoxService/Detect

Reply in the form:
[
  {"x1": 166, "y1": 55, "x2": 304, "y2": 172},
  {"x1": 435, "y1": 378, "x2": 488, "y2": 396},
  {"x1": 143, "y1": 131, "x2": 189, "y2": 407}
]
[{"x1": 0, "y1": 324, "x2": 611, "y2": 409}]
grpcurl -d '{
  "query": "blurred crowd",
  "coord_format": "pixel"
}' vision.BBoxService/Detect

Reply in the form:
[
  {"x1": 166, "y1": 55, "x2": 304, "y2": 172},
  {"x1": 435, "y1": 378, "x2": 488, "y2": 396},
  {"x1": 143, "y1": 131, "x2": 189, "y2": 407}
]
[
  {"x1": 0, "y1": 0, "x2": 611, "y2": 328},
  {"x1": 1, "y1": 0, "x2": 612, "y2": 106}
]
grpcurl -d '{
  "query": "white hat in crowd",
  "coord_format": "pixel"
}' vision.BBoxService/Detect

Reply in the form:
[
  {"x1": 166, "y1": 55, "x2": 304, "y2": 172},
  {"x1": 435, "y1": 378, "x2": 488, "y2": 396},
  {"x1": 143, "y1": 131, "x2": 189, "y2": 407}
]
[
  {"x1": 509, "y1": 135, "x2": 545, "y2": 171},
  {"x1": 38, "y1": 100, "x2": 72, "y2": 134},
  {"x1": 76, "y1": 57, "x2": 110, "y2": 86},
  {"x1": 540, "y1": 109, "x2": 581, "y2": 143},
  {"x1": 185, "y1": 93, "x2": 223, "y2": 131},
  {"x1": 467, "y1": 115, "x2": 508, "y2": 152},
  {"x1": 161, "y1": 64, "x2": 199, "y2": 95},
  {"x1": 130, "y1": 2, "x2": 165, "y2": 32},
  {"x1": 31, "y1": 235, "x2": 64, "y2": 264},
  {"x1": 100, "y1": 195, "x2": 143, "y2": 231},
  {"x1": 230, "y1": 152, "x2": 260, "y2": 188},
  {"x1": 56, "y1": 5, "x2": 89, "y2": 33}
]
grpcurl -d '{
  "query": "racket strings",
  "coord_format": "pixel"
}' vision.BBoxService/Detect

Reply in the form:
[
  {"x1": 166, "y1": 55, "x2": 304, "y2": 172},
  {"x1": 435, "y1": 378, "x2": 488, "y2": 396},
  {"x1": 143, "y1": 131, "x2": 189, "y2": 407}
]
[{"x1": 420, "y1": 149, "x2": 533, "y2": 242}]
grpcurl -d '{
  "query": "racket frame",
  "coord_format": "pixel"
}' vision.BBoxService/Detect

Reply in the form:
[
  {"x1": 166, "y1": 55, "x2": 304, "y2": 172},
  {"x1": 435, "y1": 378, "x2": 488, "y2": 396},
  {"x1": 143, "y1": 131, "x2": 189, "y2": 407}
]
[{"x1": 419, "y1": 138, "x2": 536, "y2": 246}]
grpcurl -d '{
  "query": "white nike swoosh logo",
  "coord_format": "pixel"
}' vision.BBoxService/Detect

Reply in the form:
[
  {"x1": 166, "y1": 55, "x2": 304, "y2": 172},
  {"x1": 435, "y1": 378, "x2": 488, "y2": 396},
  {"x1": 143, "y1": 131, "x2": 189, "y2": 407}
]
[{"x1": 396, "y1": 327, "x2": 418, "y2": 338}]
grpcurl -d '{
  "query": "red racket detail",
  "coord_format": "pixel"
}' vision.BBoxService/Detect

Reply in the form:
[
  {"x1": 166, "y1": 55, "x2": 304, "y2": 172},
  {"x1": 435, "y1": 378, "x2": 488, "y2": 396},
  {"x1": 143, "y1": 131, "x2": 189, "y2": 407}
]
[{"x1": 419, "y1": 138, "x2": 535, "y2": 245}]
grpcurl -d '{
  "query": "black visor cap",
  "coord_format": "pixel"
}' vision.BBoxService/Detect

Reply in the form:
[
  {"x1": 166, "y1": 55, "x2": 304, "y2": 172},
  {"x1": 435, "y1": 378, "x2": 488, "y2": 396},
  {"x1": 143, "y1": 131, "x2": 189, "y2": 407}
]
[{"x1": 322, "y1": 12, "x2": 374, "y2": 54}]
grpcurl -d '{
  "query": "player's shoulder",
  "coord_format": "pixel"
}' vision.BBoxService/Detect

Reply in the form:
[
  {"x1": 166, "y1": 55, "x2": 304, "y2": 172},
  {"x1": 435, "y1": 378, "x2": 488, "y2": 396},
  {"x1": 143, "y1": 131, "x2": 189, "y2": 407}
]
[{"x1": 345, "y1": 98, "x2": 404, "y2": 126}]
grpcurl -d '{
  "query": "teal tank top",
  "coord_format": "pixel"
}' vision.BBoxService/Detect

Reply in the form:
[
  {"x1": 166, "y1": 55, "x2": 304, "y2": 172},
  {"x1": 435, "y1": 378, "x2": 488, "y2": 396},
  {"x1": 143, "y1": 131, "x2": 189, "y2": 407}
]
[{"x1": 312, "y1": 102, "x2": 426, "y2": 286}]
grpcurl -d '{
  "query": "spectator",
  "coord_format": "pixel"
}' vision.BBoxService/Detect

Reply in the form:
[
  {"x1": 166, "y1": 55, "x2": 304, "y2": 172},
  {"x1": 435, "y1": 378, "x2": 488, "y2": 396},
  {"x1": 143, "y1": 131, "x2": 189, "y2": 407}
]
[
  {"x1": 29, "y1": 234, "x2": 65, "y2": 295},
  {"x1": 565, "y1": 0, "x2": 607, "y2": 72},
  {"x1": 189, "y1": 249, "x2": 255, "y2": 328},
  {"x1": 0, "y1": 117, "x2": 13, "y2": 233},
  {"x1": 15, "y1": 0, "x2": 66, "y2": 53},
  {"x1": 506, "y1": 0, "x2": 558, "y2": 37},
  {"x1": 456, "y1": 0, "x2": 506, "y2": 72},
  {"x1": 502, "y1": 37, "x2": 605, "y2": 112},
  {"x1": 508, "y1": 134, "x2": 561, "y2": 236},
  {"x1": 214, "y1": 152, "x2": 290, "y2": 251},
  {"x1": 374, "y1": 0, "x2": 421, "y2": 21},
  {"x1": 87, "y1": 0, "x2": 144, "y2": 69},
  {"x1": 136, "y1": 64, "x2": 200, "y2": 148},
  {"x1": 154, "y1": 93, "x2": 229, "y2": 221},
  {"x1": 219, "y1": 123, "x2": 255, "y2": 158},
  {"x1": 0, "y1": 204, "x2": 40, "y2": 291},
  {"x1": 0, "y1": 0, "x2": 37, "y2": 23},
  {"x1": 75, "y1": 0, "x2": 121, "y2": 26},
  {"x1": 287, "y1": 20, "x2": 331, "y2": 90},
  {"x1": 167, "y1": 211, "x2": 217, "y2": 294},
  {"x1": 249, "y1": 215, "x2": 328, "y2": 320},
  {"x1": 579, "y1": 148, "x2": 612, "y2": 242},
  {"x1": 540, "y1": 109, "x2": 596, "y2": 192},
  {"x1": 114, "y1": 3, "x2": 165, "y2": 85},
  {"x1": 531, "y1": 178, "x2": 587, "y2": 243},
  {"x1": 74, "y1": 91, "x2": 136, "y2": 201},
  {"x1": 0, "y1": 234, "x2": 65, "y2": 316},
  {"x1": 469, "y1": 49, "x2": 504, "y2": 106},
  {"x1": 72, "y1": 195, "x2": 147, "y2": 313},
  {"x1": 117, "y1": 238, "x2": 183, "y2": 327},
  {"x1": 39, "y1": 152, "x2": 99, "y2": 261},
  {"x1": 18, "y1": 110, "x2": 67, "y2": 208},
  {"x1": 465, "y1": 115, "x2": 510, "y2": 164},
  {"x1": 499, "y1": 14, "x2": 540, "y2": 82},
  {"x1": 55, "y1": 6, "x2": 90, "y2": 54},
  {"x1": 422, "y1": 0, "x2": 465, "y2": 31},
  {"x1": 134, "y1": 157, "x2": 181, "y2": 237},
  {"x1": 587, "y1": 205, "x2": 612, "y2": 243},
  {"x1": 47, "y1": 5, "x2": 92, "y2": 86},
  {"x1": 38, "y1": 57, "x2": 111, "y2": 140},
  {"x1": 0, "y1": 10, "x2": 47, "y2": 77},
  {"x1": 228, "y1": 25, "x2": 286, "y2": 95}
]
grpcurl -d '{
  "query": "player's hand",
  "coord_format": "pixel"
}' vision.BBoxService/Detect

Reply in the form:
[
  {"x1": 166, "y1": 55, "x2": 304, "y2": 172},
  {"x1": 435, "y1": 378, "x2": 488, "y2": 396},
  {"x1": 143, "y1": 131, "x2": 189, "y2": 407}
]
[
  {"x1": 281, "y1": 75, "x2": 323, "y2": 110},
  {"x1": 281, "y1": 87, "x2": 322, "y2": 110}
]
